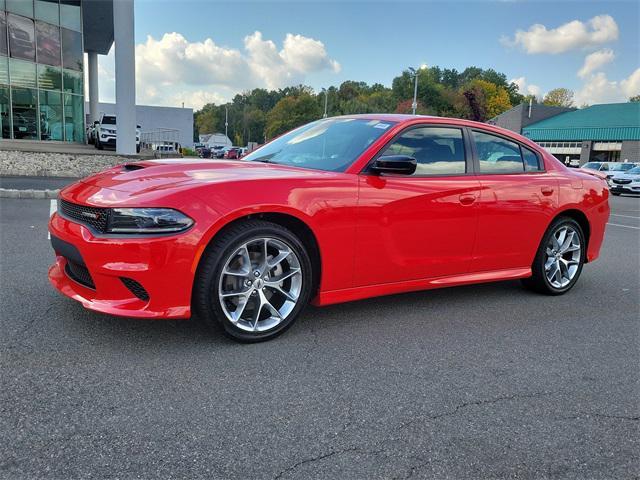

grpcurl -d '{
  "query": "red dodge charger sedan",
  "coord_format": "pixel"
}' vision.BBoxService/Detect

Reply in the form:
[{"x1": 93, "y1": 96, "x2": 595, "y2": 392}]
[{"x1": 49, "y1": 115, "x2": 610, "y2": 342}]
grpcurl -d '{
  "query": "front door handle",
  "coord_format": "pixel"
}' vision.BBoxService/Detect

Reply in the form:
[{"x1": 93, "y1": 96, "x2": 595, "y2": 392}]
[
  {"x1": 541, "y1": 186, "x2": 554, "y2": 196},
  {"x1": 459, "y1": 193, "x2": 476, "y2": 205}
]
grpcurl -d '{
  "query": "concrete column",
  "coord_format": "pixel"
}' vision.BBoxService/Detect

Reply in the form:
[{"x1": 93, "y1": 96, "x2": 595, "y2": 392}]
[
  {"x1": 87, "y1": 51, "x2": 99, "y2": 123},
  {"x1": 113, "y1": 0, "x2": 136, "y2": 155},
  {"x1": 579, "y1": 141, "x2": 592, "y2": 166}
]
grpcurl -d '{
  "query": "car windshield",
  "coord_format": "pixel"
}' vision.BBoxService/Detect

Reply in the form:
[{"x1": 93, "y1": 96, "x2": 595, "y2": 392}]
[
  {"x1": 610, "y1": 163, "x2": 636, "y2": 171},
  {"x1": 582, "y1": 162, "x2": 601, "y2": 170},
  {"x1": 243, "y1": 118, "x2": 396, "y2": 172},
  {"x1": 627, "y1": 166, "x2": 640, "y2": 174},
  {"x1": 101, "y1": 116, "x2": 116, "y2": 125}
]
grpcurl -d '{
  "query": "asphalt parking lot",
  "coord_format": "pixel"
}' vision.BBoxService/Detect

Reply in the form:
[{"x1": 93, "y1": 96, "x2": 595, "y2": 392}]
[{"x1": 1, "y1": 195, "x2": 638, "y2": 479}]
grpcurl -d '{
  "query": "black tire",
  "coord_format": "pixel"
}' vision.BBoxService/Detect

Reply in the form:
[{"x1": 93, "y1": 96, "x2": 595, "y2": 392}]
[
  {"x1": 522, "y1": 216, "x2": 586, "y2": 295},
  {"x1": 136, "y1": 144, "x2": 141, "y2": 153},
  {"x1": 96, "y1": 139, "x2": 103, "y2": 150},
  {"x1": 193, "y1": 220, "x2": 314, "y2": 342}
]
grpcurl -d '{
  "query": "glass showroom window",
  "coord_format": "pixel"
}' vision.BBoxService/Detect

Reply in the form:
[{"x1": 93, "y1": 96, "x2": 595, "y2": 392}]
[
  {"x1": 1, "y1": 85, "x2": 9, "y2": 139},
  {"x1": 60, "y1": 0, "x2": 80, "y2": 32},
  {"x1": 11, "y1": 86, "x2": 38, "y2": 139},
  {"x1": 62, "y1": 67, "x2": 81, "y2": 94},
  {"x1": 61, "y1": 27, "x2": 81, "y2": 71},
  {"x1": 0, "y1": 11, "x2": 8, "y2": 56},
  {"x1": 7, "y1": 13, "x2": 35, "y2": 62},
  {"x1": 35, "y1": 0, "x2": 60, "y2": 25},
  {"x1": 6, "y1": 0, "x2": 34, "y2": 18},
  {"x1": 37, "y1": 63, "x2": 61, "y2": 90},
  {"x1": 9, "y1": 57, "x2": 36, "y2": 88},
  {"x1": 36, "y1": 20, "x2": 60, "y2": 66},
  {"x1": 39, "y1": 88, "x2": 62, "y2": 140},
  {"x1": 63, "y1": 92, "x2": 83, "y2": 142},
  {"x1": 0, "y1": 54, "x2": 7, "y2": 85}
]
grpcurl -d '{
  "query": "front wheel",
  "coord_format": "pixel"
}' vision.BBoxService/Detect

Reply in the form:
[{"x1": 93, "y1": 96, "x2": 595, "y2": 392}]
[
  {"x1": 194, "y1": 220, "x2": 314, "y2": 342},
  {"x1": 522, "y1": 217, "x2": 585, "y2": 295}
]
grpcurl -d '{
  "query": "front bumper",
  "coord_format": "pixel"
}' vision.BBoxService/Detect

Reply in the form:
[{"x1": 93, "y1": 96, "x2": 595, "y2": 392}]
[
  {"x1": 610, "y1": 184, "x2": 640, "y2": 194},
  {"x1": 48, "y1": 211, "x2": 195, "y2": 319}
]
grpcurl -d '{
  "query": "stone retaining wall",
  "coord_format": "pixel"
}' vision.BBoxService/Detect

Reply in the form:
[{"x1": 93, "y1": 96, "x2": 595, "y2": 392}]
[{"x1": 0, "y1": 150, "x2": 133, "y2": 177}]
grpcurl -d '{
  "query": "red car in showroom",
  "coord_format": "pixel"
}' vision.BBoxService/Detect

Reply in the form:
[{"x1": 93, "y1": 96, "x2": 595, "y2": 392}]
[{"x1": 49, "y1": 115, "x2": 610, "y2": 342}]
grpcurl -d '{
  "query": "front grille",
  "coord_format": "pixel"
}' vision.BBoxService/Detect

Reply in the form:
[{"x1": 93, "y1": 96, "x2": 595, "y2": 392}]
[
  {"x1": 65, "y1": 260, "x2": 96, "y2": 289},
  {"x1": 613, "y1": 179, "x2": 632, "y2": 185},
  {"x1": 120, "y1": 277, "x2": 150, "y2": 301},
  {"x1": 59, "y1": 200, "x2": 109, "y2": 233}
]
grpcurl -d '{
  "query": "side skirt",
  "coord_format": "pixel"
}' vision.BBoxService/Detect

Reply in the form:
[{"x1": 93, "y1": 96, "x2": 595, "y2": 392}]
[{"x1": 312, "y1": 267, "x2": 532, "y2": 307}]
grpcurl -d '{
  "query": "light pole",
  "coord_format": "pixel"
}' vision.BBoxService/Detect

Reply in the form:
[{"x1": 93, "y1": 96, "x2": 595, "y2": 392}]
[
  {"x1": 411, "y1": 69, "x2": 418, "y2": 115},
  {"x1": 323, "y1": 88, "x2": 328, "y2": 118},
  {"x1": 225, "y1": 106, "x2": 228, "y2": 138},
  {"x1": 409, "y1": 64, "x2": 427, "y2": 115}
]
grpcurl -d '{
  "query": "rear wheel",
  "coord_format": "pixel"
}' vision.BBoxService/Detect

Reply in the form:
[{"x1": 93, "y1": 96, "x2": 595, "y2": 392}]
[
  {"x1": 194, "y1": 220, "x2": 313, "y2": 342},
  {"x1": 522, "y1": 217, "x2": 585, "y2": 295}
]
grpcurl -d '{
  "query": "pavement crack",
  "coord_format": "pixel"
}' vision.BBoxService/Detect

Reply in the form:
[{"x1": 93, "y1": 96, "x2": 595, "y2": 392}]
[
  {"x1": 273, "y1": 447, "x2": 384, "y2": 479},
  {"x1": 396, "y1": 390, "x2": 556, "y2": 431},
  {"x1": 560, "y1": 411, "x2": 640, "y2": 422}
]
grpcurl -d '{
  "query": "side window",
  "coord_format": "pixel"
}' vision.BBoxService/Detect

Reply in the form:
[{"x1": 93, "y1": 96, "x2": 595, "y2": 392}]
[
  {"x1": 522, "y1": 147, "x2": 542, "y2": 172},
  {"x1": 473, "y1": 131, "x2": 524, "y2": 174},
  {"x1": 381, "y1": 127, "x2": 466, "y2": 175}
]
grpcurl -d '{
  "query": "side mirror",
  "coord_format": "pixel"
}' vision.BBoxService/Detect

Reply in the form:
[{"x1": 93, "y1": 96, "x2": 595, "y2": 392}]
[{"x1": 371, "y1": 155, "x2": 417, "y2": 175}]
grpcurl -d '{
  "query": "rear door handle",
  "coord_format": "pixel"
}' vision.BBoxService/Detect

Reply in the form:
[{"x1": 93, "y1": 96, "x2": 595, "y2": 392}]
[
  {"x1": 459, "y1": 193, "x2": 476, "y2": 205},
  {"x1": 541, "y1": 186, "x2": 554, "y2": 196}
]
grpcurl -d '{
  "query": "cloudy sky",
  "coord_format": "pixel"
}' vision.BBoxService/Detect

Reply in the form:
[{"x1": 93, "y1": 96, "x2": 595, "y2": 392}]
[{"x1": 91, "y1": 0, "x2": 640, "y2": 110}]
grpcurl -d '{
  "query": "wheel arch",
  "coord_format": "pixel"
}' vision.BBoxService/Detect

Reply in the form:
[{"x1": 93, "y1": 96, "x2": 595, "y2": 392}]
[
  {"x1": 193, "y1": 211, "x2": 322, "y2": 296},
  {"x1": 551, "y1": 208, "x2": 591, "y2": 260}
]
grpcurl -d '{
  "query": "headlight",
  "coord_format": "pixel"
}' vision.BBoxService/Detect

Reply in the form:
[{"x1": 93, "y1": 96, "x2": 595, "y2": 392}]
[{"x1": 107, "y1": 208, "x2": 194, "y2": 234}]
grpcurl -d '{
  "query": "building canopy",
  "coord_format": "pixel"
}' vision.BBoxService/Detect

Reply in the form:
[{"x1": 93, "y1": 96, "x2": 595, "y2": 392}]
[{"x1": 523, "y1": 103, "x2": 640, "y2": 141}]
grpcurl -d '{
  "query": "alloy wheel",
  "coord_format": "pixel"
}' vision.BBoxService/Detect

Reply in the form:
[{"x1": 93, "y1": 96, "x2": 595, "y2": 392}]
[
  {"x1": 544, "y1": 225, "x2": 582, "y2": 289},
  {"x1": 218, "y1": 237, "x2": 303, "y2": 332}
]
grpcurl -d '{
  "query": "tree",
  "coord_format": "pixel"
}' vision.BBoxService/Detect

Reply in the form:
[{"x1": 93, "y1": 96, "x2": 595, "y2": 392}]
[
  {"x1": 265, "y1": 94, "x2": 322, "y2": 139},
  {"x1": 542, "y1": 88, "x2": 574, "y2": 107},
  {"x1": 195, "y1": 103, "x2": 220, "y2": 135},
  {"x1": 630, "y1": 95, "x2": 640, "y2": 102}
]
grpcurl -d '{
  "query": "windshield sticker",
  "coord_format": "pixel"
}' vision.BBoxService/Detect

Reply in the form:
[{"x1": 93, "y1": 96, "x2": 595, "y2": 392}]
[{"x1": 374, "y1": 123, "x2": 391, "y2": 130}]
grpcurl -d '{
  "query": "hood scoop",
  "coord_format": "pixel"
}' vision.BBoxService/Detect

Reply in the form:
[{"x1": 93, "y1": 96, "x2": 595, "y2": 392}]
[{"x1": 122, "y1": 163, "x2": 146, "y2": 172}]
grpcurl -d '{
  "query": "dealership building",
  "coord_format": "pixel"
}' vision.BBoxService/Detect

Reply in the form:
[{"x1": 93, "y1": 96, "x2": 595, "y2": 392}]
[
  {"x1": 1, "y1": 0, "x2": 192, "y2": 154},
  {"x1": 491, "y1": 102, "x2": 640, "y2": 165}
]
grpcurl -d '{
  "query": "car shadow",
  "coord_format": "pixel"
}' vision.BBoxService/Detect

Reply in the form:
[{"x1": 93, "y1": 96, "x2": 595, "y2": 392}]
[{"x1": 59, "y1": 279, "x2": 538, "y2": 349}]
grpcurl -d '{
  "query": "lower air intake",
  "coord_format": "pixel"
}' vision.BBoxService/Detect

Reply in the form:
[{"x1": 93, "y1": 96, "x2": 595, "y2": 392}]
[
  {"x1": 65, "y1": 260, "x2": 96, "y2": 289},
  {"x1": 120, "y1": 277, "x2": 150, "y2": 301}
]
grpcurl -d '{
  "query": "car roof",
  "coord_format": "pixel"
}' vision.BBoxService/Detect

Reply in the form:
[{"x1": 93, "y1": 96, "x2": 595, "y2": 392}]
[{"x1": 335, "y1": 113, "x2": 513, "y2": 130}]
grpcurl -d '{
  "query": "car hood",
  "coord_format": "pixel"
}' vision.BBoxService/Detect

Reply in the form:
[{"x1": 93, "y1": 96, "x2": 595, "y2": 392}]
[
  {"x1": 68, "y1": 159, "x2": 339, "y2": 205},
  {"x1": 614, "y1": 172, "x2": 640, "y2": 180}
]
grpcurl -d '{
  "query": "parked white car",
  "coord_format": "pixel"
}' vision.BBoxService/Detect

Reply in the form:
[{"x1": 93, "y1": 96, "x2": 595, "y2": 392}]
[
  {"x1": 609, "y1": 166, "x2": 640, "y2": 196},
  {"x1": 605, "y1": 162, "x2": 639, "y2": 181}
]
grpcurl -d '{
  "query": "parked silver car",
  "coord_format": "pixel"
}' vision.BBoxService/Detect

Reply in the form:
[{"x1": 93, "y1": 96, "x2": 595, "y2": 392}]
[{"x1": 609, "y1": 166, "x2": 640, "y2": 196}]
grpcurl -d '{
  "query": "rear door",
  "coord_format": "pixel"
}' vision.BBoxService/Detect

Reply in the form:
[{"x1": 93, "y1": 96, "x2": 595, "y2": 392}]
[
  {"x1": 470, "y1": 129, "x2": 558, "y2": 272},
  {"x1": 355, "y1": 124, "x2": 481, "y2": 286}
]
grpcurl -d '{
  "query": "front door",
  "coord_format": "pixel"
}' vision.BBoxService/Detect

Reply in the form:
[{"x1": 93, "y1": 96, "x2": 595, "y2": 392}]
[{"x1": 355, "y1": 125, "x2": 481, "y2": 287}]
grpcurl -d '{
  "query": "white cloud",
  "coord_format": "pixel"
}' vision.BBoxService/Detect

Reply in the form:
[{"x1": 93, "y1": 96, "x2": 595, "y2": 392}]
[
  {"x1": 578, "y1": 49, "x2": 615, "y2": 78},
  {"x1": 95, "y1": 31, "x2": 340, "y2": 109},
  {"x1": 574, "y1": 68, "x2": 640, "y2": 105},
  {"x1": 620, "y1": 68, "x2": 640, "y2": 98},
  {"x1": 510, "y1": 76, "x2": 542, "y2": 98},
  {"x1": 502, "y1": 15, "x2": 619, "y2": 54}
]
